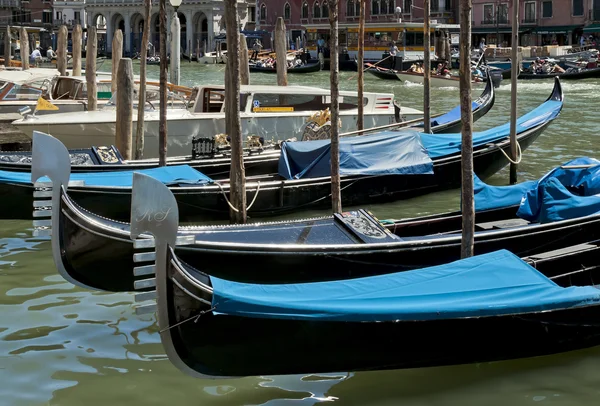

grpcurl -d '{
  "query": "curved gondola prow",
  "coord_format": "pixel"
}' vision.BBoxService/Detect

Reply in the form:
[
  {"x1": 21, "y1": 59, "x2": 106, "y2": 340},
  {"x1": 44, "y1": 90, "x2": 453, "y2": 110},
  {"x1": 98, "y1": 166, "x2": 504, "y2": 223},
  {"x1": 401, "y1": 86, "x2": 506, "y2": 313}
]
[
  {"x1": 30, "y1": 131, "x2": 92, "y2": 290},
  {"x1": 129, "y1": 172, "x2": 219, "y2": 379},
  {"x1": 547, "y1": 77, "x2": 564, "y2": 102}
]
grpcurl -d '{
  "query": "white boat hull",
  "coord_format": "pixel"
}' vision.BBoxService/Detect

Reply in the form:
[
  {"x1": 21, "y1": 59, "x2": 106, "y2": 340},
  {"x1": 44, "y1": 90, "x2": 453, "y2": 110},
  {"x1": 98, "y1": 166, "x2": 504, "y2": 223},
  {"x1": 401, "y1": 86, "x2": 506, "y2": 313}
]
[{"x1": 14, "y1": 109, "x2": 420, "y2": 159}]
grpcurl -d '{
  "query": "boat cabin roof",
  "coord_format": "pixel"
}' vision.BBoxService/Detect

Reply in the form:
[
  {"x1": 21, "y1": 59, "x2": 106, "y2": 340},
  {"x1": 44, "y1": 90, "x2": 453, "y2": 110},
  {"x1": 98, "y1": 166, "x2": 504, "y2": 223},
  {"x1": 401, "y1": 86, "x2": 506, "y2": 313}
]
[{"x1": 194, "y1": 84, "x2": 387, "y2": 97}]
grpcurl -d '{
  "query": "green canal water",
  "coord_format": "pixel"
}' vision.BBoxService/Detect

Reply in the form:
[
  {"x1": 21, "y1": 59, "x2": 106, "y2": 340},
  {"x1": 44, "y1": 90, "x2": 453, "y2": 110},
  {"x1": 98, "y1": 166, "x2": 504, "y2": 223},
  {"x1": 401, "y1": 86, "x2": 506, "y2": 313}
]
[{"x1": 1, "y1": 63, "x2": 600, "y2": 405}]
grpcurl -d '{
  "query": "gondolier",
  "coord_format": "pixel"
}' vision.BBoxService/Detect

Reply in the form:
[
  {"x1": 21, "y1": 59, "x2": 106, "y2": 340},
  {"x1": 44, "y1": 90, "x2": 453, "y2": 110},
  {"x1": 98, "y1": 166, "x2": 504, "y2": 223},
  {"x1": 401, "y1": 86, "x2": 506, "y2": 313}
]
[{"x1": 389, "y1": 42, "x2": 399, "y2": 70}]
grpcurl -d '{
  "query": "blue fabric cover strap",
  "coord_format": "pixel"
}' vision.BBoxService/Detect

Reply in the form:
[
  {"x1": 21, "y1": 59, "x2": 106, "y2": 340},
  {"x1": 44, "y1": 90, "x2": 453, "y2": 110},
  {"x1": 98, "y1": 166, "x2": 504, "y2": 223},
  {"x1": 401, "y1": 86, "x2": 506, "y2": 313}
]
[
  {"x1": 210, "y1": 249, "x2": 600, "y2": 322},
  {"x1": 0, "y1": 164, "x2": 214, "y2": 187},
  {"x1": 278, "y1": 131, "x2": 434, "y2": 180}
]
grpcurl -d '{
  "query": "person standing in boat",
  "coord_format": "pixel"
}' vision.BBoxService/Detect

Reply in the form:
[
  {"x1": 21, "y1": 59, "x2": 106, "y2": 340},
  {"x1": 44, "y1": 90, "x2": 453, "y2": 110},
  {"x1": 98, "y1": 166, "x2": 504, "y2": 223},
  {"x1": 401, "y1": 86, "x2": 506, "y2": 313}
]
[
  {"x1": 478, "y1": 38, "x2": 487, "y2": 64},
  {"x1": 389, "y1": 42, "x2": 399, "y2": 70},
  {"x1": 251, "y1": 39, "x2": 262, "y2": 61}
]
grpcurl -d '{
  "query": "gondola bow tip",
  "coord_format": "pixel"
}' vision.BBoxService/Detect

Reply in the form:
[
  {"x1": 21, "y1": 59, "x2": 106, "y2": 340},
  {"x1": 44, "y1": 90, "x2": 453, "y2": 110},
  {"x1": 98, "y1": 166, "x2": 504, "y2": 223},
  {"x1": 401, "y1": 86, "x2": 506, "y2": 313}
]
[
  {"x1": 31, "y1": 131, "x2": 71, "y2": 187},
  {"x1": 130, "y1": 171, "x2": 179, "y2": 247}
]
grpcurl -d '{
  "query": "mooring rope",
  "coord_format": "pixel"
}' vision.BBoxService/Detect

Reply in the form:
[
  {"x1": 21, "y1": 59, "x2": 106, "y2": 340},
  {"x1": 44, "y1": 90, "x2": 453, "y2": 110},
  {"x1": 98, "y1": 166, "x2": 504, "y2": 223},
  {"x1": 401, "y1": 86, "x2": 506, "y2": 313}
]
[
  {"x1": 498, "y1": 138, "x2": 522, "y2": 165},
  {"x1": 215, "y1": 181, "x2": 262, "y2": 213},
  {"x1": 159, "y1": 305, "x2": 217, "y2": 334}
]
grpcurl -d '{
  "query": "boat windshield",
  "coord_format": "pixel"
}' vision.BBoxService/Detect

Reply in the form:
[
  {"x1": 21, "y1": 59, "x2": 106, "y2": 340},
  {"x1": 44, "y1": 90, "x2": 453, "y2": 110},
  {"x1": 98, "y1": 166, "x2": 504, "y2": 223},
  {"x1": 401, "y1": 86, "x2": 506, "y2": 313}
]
[
  {"x1": 0, "y1": 83, "x2": 43, "y2": 100},
  {"x1": 250, "y1": 93, "x2": 367, "y2": 113}
]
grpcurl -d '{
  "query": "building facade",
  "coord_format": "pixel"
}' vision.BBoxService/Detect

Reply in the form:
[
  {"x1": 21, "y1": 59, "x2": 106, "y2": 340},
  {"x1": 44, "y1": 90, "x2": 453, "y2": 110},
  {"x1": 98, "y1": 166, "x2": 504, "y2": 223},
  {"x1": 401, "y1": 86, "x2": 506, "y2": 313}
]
[
  {"x1": 471, "y1": 0, "x2": 598, "y2": 47},
  {"x1": 85, "y1": 0, "x2": 250, "y2": 56},
  {"x1": 254, "y1": 0, "x2": 457, "y2": 43},
  {"x1": 53, "y1": 0, "x2": 86, "y2": 29}
]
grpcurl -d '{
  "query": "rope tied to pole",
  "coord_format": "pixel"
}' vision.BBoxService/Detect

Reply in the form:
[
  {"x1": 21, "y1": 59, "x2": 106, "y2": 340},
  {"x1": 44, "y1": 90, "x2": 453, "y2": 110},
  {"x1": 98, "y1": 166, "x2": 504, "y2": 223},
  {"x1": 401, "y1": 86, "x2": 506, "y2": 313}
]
[
  {"x1": 215, "y1": 180, "x2": 261, "y2": 213},
  {"x1": 499, "y1": 138, "x2": 522, "y2": 165}
]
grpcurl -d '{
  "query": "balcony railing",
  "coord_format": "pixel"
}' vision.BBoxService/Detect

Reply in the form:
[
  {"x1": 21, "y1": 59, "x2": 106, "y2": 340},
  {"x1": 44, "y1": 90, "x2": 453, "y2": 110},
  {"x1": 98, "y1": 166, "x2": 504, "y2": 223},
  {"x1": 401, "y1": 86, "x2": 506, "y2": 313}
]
[
  {"x1": 481, "y1": 18, "x2": 510, "y2": 25},
  {"x1": 53, "y1": 19, "x2": 81, "y2": 27},
  {"x1": 522, "y1": 17, "x2": 537, "y2": 24}
]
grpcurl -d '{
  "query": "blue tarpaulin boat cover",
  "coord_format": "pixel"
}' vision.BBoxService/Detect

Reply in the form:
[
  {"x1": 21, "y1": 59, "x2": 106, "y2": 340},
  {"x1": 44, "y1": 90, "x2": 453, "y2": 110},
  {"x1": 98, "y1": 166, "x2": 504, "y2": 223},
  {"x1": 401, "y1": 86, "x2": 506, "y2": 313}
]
[
  {"x1": 517, "y1": 157, "x2": 600, "y2": 223},
  {"x1": 430, "y1": 101, "x2": 479, "y2": 128},
  {"x1": 474, "y1": 175, "x2": 537, "y2": 212},
  {"x1": 473, "y1": 157, "x2": 600, "y2": 215},
  {"x1": 211, "y1": 249, "x2": 600, "y2": 322},
  {"x1": 419, "y1": 98, "x2": 562, "y2": 159},
  {"x1": 278, "y1": 131, "x2": 434, "y2": 180},
  {"x1": 0, "y1": 164, "x2": 213, "y2": 187}
]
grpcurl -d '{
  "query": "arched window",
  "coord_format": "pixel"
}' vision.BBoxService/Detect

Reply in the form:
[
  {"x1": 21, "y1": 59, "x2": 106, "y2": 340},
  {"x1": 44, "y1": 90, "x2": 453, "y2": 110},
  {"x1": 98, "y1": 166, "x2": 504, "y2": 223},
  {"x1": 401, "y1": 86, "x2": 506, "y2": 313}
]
[
  {"x1": 284, "y1": 2, "x2": 291, "y2": 19},
  {"x1": 355, "y1": 0, "x2": 360, "y2": 16},
  {"x1": 260, "y1": 3, "x2": 266, "y2": 20},
  {"x1": 347, "y1": 0, "x2": 355, "y2": 16},
  {"x1": 322, "y1": 1, "x2": 329, "y2": 17},
  {"x1": 302, "y1": 2, "x2": 309, "y2": 18},
  {"x1": 314, "y1": 1, "x2": 321, "y2": 18},
  {"x1": 372, "y1": 0, "x2": 380, "y2": 15}
]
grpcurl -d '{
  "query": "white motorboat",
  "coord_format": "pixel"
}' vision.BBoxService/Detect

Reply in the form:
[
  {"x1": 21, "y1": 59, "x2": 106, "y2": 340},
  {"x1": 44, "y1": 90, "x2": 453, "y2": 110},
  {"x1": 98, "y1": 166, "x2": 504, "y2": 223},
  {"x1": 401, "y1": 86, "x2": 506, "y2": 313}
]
[
  {"x1": 12, "y1": 84, "x2": 422, "y2": 159},
  {"x1": 0, "y1": 72, "x2": 191, "y2": 115}
]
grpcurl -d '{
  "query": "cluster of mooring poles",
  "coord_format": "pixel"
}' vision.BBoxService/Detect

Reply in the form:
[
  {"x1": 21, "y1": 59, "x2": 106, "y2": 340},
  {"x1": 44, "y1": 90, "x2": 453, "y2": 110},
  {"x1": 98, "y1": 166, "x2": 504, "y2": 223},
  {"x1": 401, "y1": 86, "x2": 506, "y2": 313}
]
[{"x1": 145, "y1": 0, "x2": 521, "y2": 249}]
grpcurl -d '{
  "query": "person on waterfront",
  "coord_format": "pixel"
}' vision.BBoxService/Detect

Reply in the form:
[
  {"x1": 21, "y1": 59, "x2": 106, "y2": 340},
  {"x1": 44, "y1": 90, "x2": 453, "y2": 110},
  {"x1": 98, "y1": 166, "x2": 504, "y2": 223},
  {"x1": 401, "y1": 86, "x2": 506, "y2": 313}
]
[
  {"x1": 389, "y1": 42, "x2": 399, "y2": 70},
  {"x1": 317, "y1": 36, "x2": 325, "y2": 54},
  {"x1": 251, "y1": 39, "x2": 262, "y2": 60},
  {"x1": 46, "y1": 46, "x2": 55, "y2": 60},
  {"x1": 30, "y1": 47, "x2": 42, "y2": 65}
]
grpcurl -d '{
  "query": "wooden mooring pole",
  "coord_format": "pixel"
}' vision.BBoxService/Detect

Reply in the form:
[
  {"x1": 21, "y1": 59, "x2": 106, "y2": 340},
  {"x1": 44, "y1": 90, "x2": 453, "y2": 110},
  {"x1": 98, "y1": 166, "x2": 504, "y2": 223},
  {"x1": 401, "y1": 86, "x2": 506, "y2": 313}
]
[
  {"x1": 357, "y1": 0, "x2": 365, "y2": 131},
  {"x1": 4, "y1": 26, "x2": 11, "y2": 68},
  {"x1": 72, "y1": 25, "x2": 82, "y2": 76},
  {"x1": 115, "y1": 58, "x2": 133, "y2": 160},
  {"x1": 224, "y1": 0, "x2": 246, "y2": 223},
  {"x1": 275, "y1": 17, "x2": 288, "y2": 86},
  {"x1": 329, "y1": 0, "x2": 341, "y2": 213},
  {"x1": 509, "y1": 0, "x2": 520, "y2": 184},
  {"x1": 136, "y1": 0, "x2": 152, "y2": 160},
  {"x1": 159, "y1": 0, "x2": 168, "y2": 166},
  {"x1": 19, "y1": 28, "x2": 29, "y2": 70},
  {"x1": 57, "y1": 25, "x2": 68, "y2": 76},
  {"x1": 423, "y1": 0, "x2": 431, "y2": 133},
  {"x1": 112, "y1": 29, "x2": 123, "y2": 96},
  {"x1": 459, "y1": 0, "x2": 474, "y2": 258},
  {"x1": 86, "y1": 27, "x2": 98, "y2": 111},
  {"x1": 239, "y1": 33, "x2": 250, "y2": 85}
]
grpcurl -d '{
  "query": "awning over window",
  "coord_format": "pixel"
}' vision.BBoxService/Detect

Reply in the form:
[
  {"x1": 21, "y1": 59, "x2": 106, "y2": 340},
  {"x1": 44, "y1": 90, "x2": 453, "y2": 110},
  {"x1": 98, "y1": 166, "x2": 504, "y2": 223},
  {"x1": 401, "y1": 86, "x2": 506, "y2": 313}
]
[
  {"x1": 534, "y1": 25, "x2": 583, "y2": 34},
  {"x1": 583, "y1": 23, "x2": 600, "y2": 33}
]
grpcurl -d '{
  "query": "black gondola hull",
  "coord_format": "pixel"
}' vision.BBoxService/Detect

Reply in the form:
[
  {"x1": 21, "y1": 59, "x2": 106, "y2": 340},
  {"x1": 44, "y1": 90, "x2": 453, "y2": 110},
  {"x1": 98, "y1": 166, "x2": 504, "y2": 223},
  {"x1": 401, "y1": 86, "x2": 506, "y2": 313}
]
[
  {"x1": 249, "y1": 61, "x2": 322, "y2": 73},
  {"x1": 7, "y1": 118, "x2": 549, "y2": 222},
  {"x1": 519, "y1": 67, "x2": 600, "y2": 80},
  {"x1": 162, "y1": 247, "x2": 600, "y2": 377}
]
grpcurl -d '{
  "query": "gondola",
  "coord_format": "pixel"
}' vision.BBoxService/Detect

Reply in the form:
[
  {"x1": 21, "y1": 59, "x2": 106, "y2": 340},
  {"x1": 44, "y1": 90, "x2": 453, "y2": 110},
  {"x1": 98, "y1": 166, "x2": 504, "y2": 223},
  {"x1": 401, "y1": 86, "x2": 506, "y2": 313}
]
[
  {"x1": 0, "y1": 75, "x2": 495, "y2": 175},
  {"x1": 37, "y1": 152, "x2": 600, "y2": 293},
  {"x1": 249, "y1": 60, "x2": 322, "y2": 73},
  {"x1": 17, "y1": 78, "x2": 559, "y2": 223},
  {"x1": 364, "y1": 63, "x2": 400, "y2": 80},
  {"x1": 130, "y1": 179, "x2": 600, "y2": 378},
  {"x1": 518, "y1": 66, "x2": 600, "y2": 80}
]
